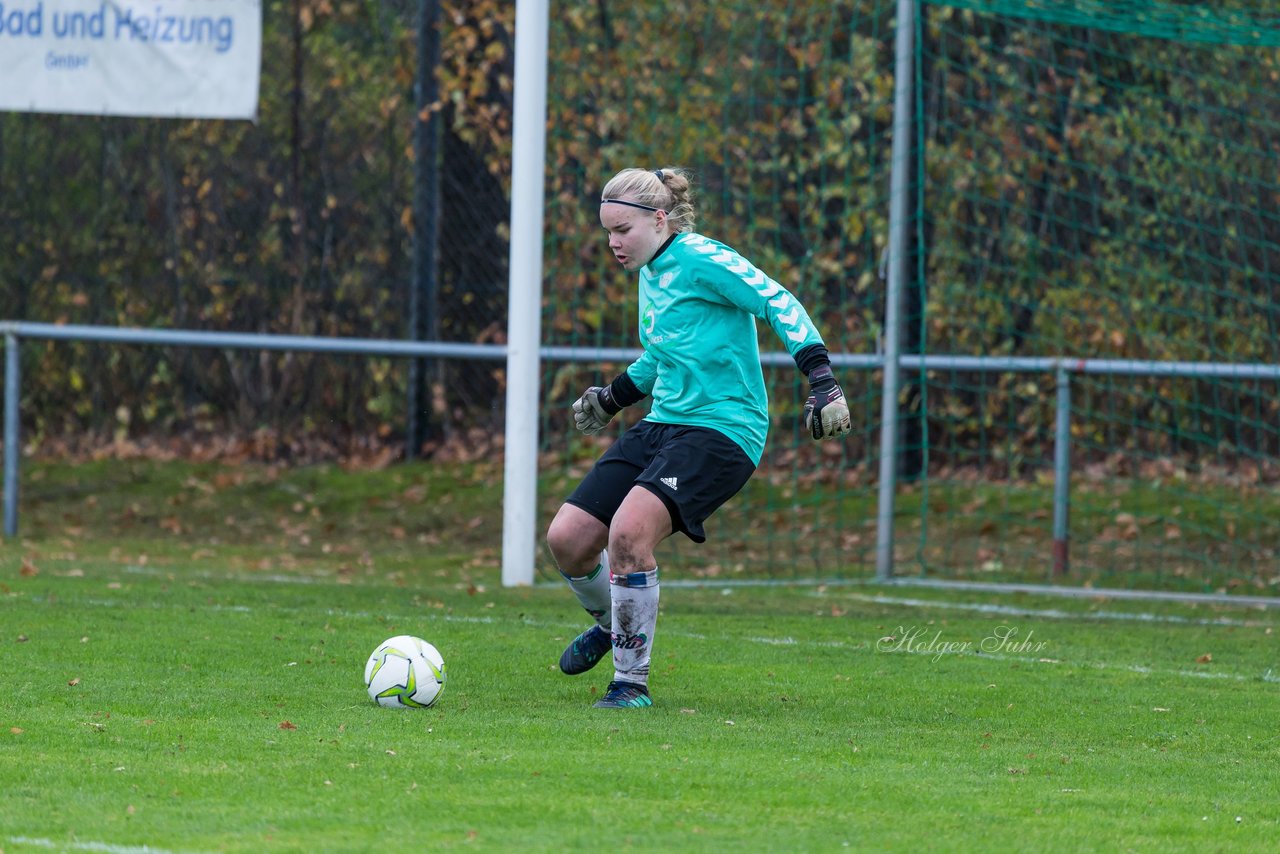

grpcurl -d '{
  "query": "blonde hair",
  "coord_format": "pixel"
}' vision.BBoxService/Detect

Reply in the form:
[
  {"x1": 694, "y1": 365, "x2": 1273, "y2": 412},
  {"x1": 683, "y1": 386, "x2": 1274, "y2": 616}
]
[{"x1": 601, "y1": 167, "x2": 696, "y2": 233}]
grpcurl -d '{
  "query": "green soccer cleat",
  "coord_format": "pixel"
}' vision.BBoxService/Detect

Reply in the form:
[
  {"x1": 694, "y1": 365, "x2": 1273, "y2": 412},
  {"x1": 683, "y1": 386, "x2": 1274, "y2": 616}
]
[
  {"x1": 592, "y1": 680, "x2": 653, "y2": 708},
  {"x1": 559, "y1": 624, "x2": 612, "y2": 675}
]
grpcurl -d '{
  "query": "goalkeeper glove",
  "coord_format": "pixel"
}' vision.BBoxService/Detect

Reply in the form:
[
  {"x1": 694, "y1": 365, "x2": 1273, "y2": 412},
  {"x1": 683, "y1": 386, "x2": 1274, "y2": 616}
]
[
  {"x1": 803, "y1": 365, "x2": 852, "y2": 441},
  {"x1": 572, "y1": 385, "x2": 623, "y2": 435}
]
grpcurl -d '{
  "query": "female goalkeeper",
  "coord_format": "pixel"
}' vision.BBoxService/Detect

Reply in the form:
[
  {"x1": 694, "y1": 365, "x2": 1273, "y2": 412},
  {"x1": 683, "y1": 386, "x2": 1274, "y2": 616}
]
[{"x1": 545, "y1": 167, "x2": 851, "y2": 708}]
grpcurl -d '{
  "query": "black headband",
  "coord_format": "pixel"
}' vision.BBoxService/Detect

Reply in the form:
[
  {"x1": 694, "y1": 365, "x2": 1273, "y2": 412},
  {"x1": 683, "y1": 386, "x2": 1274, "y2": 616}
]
[
  {"x1": 602, "y1": 198, "x2": 666, "y2": 213},
  {"x1": 602, "y1": 171, "x2": 669, "y2": 212}
]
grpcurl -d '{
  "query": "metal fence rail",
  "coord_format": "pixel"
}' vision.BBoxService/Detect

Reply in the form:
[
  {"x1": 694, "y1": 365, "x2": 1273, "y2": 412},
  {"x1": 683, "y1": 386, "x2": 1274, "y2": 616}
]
[{"x1": 4, "y1": 320, "x2": 1280, "y2": 599}]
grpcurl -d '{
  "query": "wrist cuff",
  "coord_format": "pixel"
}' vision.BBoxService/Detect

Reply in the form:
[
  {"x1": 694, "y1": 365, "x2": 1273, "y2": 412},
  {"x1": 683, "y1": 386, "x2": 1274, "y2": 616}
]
[
  {"x1": 608, "y1": 372, "x2": 645, "y2": 408},
  {"x1": 794, "y1": 343, "x2": 831, "y2": 377},
  {"x1": 808, "y1": 364, "x2": 837, "y2": 391}
]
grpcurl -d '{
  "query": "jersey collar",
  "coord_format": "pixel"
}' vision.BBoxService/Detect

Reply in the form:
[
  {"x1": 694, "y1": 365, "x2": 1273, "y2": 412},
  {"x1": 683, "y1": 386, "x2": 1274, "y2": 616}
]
[{"x1": 643, "y1": 233, "x2": 679, "y2": 272}]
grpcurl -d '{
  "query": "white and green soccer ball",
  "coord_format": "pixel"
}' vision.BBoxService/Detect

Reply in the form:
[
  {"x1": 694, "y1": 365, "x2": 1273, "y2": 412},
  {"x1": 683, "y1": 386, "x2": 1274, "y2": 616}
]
[{"x1": 364, "y1": 635, "x2": 447, "y2": 709}]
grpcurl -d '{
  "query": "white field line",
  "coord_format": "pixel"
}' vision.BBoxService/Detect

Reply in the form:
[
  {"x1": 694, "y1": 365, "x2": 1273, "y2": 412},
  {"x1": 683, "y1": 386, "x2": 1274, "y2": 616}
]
[
  {"x1": 117, "y1": 562, "x2": 1280, "y2": 628},
  {"x1": 38, "y1": 598, "x2": 254, "y2": 613},
  {"x1": 121, "y1": 564, "x2": 329, "y2": 586},
  {"x1": 113, "y1": 563, "x2": 1275, "y2": 628},
  {"x1": 828, "y1": 591, "x2": 1274, "y2": 628},
  {"x1": 7, "y1": 836, "x2": 190, "y2": 854},
  {"x1": 45, "y1": 594, "x2": 1278, "y2": 686},
  {"x1": 734, "y1": 634, "x2": 1280, "y2": 683},
  {"x1": 868, "y1": 646, "x2": 1280, "y2": 683}
]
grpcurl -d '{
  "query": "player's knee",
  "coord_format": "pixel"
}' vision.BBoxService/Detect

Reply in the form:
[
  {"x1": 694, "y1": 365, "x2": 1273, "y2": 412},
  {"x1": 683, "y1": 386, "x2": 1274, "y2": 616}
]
[
  {"x1": 606, "y1": 527, "x2": 652, "y2": 572},
  {"x1": 545, "y1": 516, "x2": 577, "y2": 564},
  {"x1": 546, "y1": 508, "x2": 599, "y2": 571}
]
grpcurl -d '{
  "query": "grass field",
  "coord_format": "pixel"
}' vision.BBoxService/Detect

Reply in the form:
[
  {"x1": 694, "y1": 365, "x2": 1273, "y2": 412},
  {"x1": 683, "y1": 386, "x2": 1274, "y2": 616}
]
[{"x1": 2, "y1": 459, "x2": 1278, "y2": 852}]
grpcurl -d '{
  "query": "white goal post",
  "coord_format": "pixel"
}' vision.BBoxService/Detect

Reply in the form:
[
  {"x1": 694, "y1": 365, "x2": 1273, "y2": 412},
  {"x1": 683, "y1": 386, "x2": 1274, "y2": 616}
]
[{"x1": 500, "y1": 0, "x2": 550, "y2": 587}]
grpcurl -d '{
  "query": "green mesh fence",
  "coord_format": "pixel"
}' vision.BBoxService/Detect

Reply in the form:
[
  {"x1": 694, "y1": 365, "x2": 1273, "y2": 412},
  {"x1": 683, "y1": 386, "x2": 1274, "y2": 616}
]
[
  {"x1": 907, "y1": 0, "x2": 1280, "y2": 593},
  {"x1": 537, "y1": 0, "x2": 1280, "y2": 593},
  {"x1": 538, "y1": 1, "x2": 898, "y2": 582}
]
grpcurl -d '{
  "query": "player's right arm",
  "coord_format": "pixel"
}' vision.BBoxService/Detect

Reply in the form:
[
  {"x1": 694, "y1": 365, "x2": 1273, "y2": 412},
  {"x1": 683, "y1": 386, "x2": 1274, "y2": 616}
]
[{"x1": 572, "y1": 352, "x2": 656, "y2": 435}]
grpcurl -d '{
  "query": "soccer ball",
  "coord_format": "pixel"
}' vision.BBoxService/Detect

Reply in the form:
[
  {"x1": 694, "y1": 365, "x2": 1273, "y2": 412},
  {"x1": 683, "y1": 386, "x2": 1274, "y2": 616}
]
[{"x1": 364, "y1": 635, "x2": 447, "y2": 708}]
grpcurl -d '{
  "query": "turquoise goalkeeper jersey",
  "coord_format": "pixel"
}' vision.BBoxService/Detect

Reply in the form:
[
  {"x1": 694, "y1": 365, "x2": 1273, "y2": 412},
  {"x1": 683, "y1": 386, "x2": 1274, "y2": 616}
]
[{"x1": 623, "y1": 232, "x2": 826, "y2": 465}]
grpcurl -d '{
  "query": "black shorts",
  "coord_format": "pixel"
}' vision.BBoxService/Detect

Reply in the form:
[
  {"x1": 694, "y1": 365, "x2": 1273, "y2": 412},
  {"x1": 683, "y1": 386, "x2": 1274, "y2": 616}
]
[{"x1": 565, "y1": 420, "x2": 756, "y2": 543}]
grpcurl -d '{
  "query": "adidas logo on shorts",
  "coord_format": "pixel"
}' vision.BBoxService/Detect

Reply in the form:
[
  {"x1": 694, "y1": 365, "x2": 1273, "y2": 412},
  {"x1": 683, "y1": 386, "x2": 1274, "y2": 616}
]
[{"x1": 660, "y1": 476, "x2": 679, "y2": 491}]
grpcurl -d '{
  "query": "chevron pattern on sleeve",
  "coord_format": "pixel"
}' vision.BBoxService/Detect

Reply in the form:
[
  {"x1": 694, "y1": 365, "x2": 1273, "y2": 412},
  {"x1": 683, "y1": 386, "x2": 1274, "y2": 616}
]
[{"x1": 683, "y1": 235, "x2": 811, "y2": 343}]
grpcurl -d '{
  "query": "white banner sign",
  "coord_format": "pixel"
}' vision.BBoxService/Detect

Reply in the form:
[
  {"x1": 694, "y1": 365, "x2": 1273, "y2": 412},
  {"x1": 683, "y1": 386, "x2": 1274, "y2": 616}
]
[{"x1": 0, "y1": 0, "x2": 261, "y2": 119}]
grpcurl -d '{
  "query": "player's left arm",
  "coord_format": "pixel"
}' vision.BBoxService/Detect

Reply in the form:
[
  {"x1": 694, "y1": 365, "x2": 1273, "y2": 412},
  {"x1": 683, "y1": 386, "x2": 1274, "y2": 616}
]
[
  {"x1": 700, "y1": 255, "x2": 852, "y2": 441},
  {"x1": 795, "y1": 344, "x2": 852, "y2": 442}
]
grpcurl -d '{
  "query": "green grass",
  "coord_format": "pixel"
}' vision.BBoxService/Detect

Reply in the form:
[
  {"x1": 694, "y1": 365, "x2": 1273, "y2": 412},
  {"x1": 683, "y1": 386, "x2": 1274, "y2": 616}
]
[{"x1": 2, "y1": 460, "x2": 1279, "y2": 852}]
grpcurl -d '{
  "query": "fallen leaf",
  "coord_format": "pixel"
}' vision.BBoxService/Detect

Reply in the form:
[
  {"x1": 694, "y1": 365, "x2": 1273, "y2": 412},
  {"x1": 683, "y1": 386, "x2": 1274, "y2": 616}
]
[
  {"x1": 279, "y1": 721, "x2": 297, "y2": 730},
  {"x1": 68, "y1": 678, "x2": 80, "y2": 687},
  {"x1": 10, "y1": 727, "x2": 23, "y2": 734},
  {"x1": 1195, "y1": 653, "x2": 1212, "y2": 664},
  {"x1": 20, "y1": 557, "x2": 38, "y2": 577}
]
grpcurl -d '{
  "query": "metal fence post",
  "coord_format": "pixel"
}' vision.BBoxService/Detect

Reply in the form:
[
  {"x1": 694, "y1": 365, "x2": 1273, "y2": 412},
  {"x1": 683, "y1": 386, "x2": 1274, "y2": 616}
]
[
  {"x1": 407, "y1": 0, "x2": 443, "y2": 460},
  {"x1": 875, "y1": 0, "x2": 917, "y2": 582},
  {"x1": 4, "y1": 332, "x2": 20, "y2": 538},
  {"x1": 1052, "y1": 362, "x2": 1072, "y2": 578}
]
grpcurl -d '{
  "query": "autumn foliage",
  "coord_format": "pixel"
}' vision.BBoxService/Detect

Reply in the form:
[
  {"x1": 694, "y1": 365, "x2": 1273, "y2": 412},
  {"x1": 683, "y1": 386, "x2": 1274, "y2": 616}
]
[{"x1": 1, "y1": 0, "x2": 1277, "y2": 472}]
